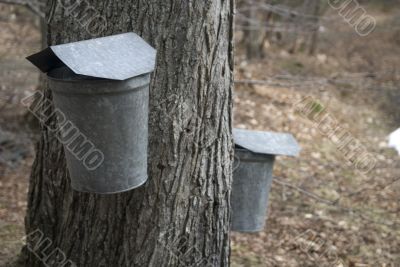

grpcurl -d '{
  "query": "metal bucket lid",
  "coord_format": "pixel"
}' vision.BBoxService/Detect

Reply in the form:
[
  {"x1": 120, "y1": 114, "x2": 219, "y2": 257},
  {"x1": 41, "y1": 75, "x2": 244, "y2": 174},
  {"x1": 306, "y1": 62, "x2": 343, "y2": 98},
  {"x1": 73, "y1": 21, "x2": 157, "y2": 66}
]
[
  {"x1": 233, "y1": 128, "x2": 300, "y2": 157},
  {"x1": 48, "y1": 66, "x2": 101, "y2": 81},
  {"x1": 27, "y1": 32, "x2": 156, "y2": 80}
]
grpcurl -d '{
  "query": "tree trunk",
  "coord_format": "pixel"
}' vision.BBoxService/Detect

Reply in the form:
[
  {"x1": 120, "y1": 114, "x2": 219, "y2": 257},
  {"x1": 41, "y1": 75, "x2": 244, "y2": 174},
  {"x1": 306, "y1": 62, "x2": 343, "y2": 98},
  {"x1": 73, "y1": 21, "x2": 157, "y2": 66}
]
[
  {"x1": 244, "y1": 1, "x2": 264, "y2": 60},
  {"x1": 309, "y1": 0, "x2": 321, "y2": 55},
  {"x1": 23, "y1": 0, "x2": 234, "y2": 266}
]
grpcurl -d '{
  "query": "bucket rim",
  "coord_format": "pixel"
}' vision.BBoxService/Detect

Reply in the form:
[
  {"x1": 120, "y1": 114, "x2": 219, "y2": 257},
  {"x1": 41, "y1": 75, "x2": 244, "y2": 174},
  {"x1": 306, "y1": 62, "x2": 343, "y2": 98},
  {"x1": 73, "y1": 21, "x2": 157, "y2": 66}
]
[
  {"x1": 71, "y1": 175, "x2": 148, "y2": 194},
  {"x1": 47, "y1": 67, "x2": 150, "y2": 84},
  {"x1": 235, "y1": 146, "x2": 275, "y2": 162},
  {"x1": 231, "y1": 227, "x2": 265, "y2": 233},
  {"x1": 48, "y1": 71, "x2": 151, "y2": 95}
]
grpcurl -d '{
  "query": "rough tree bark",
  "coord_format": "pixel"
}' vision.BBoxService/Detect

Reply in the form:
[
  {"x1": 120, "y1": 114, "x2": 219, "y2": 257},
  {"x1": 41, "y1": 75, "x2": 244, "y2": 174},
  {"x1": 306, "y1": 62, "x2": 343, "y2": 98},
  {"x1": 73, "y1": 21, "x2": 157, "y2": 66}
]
[{"x1": 22, "y1": 0, "x2": 234, "y2": 266}]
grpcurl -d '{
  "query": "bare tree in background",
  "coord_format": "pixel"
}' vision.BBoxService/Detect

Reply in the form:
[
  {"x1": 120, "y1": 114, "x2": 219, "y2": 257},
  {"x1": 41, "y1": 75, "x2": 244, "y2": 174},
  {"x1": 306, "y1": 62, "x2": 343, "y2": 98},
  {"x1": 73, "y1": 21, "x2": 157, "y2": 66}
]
[
  {"x1": 309, "y1": 0, "x2": 322, "y2": 55},
  {"x1": 238, "y1": 0, "x2": 326, "y2": 57},
  {"x1": 243, "y1": 1, "x2": 265, "y2": 59}
]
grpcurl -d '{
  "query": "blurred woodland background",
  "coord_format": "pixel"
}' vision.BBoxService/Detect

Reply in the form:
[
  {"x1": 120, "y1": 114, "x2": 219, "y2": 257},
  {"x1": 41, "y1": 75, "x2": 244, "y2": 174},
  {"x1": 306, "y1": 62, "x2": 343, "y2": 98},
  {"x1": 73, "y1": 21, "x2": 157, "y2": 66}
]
[{"x1": 0, "y1": 0, "x2": 400, "y2": 266}]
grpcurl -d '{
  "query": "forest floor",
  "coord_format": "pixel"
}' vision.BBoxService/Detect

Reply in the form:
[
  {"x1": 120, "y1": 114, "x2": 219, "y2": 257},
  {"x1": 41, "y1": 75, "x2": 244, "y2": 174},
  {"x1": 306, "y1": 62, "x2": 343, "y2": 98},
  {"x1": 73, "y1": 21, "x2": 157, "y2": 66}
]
[{"x1": 0, "y1": 3, "x2": 399, "y2": 267}]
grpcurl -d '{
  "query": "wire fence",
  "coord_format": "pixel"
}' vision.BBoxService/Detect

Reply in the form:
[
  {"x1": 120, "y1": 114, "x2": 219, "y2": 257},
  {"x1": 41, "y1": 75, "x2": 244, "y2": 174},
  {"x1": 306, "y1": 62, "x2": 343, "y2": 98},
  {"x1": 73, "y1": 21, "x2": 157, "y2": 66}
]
[{"x1": 236, "y1": 0, "x2": 400, "y2": 34}]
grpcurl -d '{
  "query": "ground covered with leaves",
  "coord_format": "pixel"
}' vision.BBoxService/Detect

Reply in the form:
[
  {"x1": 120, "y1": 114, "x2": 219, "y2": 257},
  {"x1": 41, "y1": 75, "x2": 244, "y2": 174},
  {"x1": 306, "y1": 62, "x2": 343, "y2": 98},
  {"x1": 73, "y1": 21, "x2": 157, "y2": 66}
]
[
  {"x1": 0, "y1": 3, "x2": 399, "y2": 267},
  {"x1": 231, "y1": 5, "x2": 400, "y2": 267}
]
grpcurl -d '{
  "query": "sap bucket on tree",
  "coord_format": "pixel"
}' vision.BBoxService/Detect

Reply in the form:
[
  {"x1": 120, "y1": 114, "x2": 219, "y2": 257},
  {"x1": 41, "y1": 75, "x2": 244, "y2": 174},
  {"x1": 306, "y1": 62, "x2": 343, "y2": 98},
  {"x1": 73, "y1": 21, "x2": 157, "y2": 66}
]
[
  {"x1": 26, "y1": 33, "x2": 157, "y2": 194},
  {"x1": 231, "y1": 128, "x2": 300, "y2": 232}
]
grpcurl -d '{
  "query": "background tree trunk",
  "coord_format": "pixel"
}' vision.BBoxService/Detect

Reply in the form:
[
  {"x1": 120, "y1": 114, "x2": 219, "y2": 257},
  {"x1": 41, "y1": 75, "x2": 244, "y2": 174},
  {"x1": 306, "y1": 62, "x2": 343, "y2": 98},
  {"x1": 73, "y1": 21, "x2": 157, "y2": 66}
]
[
  {"x1": 308, "y1": 0, "x2": 321, "y2": 55},
  {"x1": 23, "y1": 0, "x2": 234, "y2": 266},
  {"x1": 244, "y1": 1, "x2": 264, "y2": 60}
]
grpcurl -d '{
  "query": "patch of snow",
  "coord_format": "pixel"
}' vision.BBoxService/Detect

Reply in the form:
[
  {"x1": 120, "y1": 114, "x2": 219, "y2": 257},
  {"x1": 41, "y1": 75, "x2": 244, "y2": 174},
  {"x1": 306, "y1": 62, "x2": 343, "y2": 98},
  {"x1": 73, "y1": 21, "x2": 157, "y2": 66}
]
[{"x1": 388, "y1": 128, "x2": 400, "y2": 155}]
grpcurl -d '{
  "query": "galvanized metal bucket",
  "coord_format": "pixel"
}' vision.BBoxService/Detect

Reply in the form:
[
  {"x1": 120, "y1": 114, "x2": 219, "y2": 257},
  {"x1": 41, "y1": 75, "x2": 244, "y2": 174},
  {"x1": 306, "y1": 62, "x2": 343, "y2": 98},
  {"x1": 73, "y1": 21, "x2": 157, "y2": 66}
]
[
  {"x1": 48, "y1": 67, "x2": 150, "y2": 193},
  {"x1": 231, "y1": 128, "x2": 300, "y2": 232},
  {"x1": 27, "y1": 32, "x2": 157, "y2": 193},
  {"x1": 231, "y1": 148, "x2": 275, "y2": 232}
]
